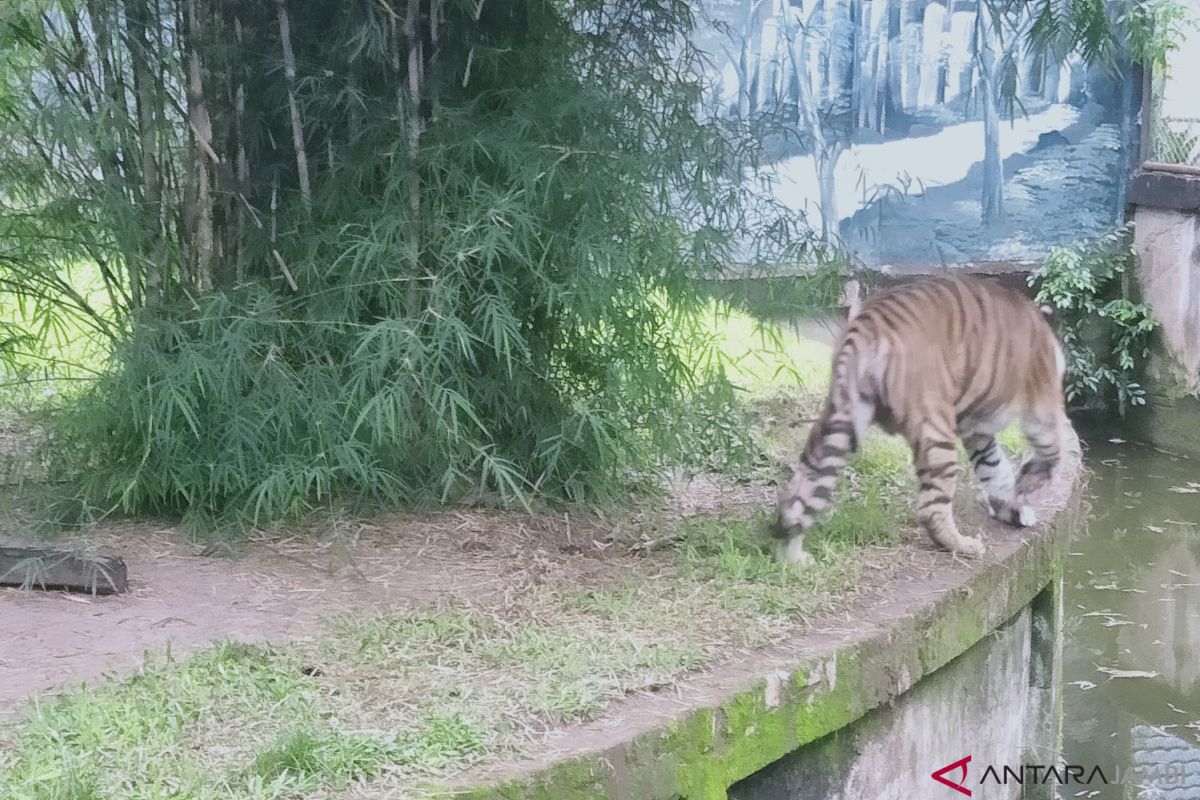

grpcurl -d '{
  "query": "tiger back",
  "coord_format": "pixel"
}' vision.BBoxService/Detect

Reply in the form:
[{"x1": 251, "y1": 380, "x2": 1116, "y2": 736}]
[{"x1": 771, "y1": 275, "x2": 1068, "y2": 565}]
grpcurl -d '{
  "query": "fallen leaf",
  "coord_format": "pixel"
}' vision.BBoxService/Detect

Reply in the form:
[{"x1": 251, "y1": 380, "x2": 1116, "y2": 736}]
[
  {"x1": 1145, "y1": 525, "x2": 1165, "y2": 533},
  {"x1": 1095, "y1": 665, "x2": 1160, "y2": 680},
  {"x1": 1168, "y1": 486, "x2": 1199, "y2": 494}
]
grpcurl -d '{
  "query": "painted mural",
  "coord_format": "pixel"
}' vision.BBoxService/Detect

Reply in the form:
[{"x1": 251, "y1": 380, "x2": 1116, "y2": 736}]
[{"x1": 692, "y1": 0, "x2": 1142, "y2": 267}]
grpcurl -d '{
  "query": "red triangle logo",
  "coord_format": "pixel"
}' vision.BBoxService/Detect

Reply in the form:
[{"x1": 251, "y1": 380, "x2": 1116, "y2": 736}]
[{"x1": 931, "y1": 755, "x2": 973, "y2": 796}]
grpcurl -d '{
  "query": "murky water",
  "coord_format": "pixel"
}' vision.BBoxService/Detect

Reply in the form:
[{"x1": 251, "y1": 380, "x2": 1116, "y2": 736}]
[
  {"x1": 1060, "y1": 430, "x2": 1200, "y2": 798},
  {"x1": 728, "y1": 430, "x2": 1200, "y2": 799}
]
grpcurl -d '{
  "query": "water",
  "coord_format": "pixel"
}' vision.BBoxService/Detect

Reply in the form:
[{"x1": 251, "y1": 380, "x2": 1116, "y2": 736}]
[
  {"x1": 728, "y1": 430, "x2": 1200, "y2": 799},
  {"x1": 1060, "y1": 432, "x2": 1200, "y2": 798}
]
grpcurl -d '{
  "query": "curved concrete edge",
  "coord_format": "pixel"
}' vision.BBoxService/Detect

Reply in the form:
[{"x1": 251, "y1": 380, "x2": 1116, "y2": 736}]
[{"x1": 428, "y1": 430, "x2": 1086, "y2": 800}]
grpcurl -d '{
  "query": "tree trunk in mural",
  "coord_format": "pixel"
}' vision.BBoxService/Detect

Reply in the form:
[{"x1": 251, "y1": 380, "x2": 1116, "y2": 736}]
[
  {"x1": 715, "y1": 0, "x2": 768, "y2": 120},
  {"x1": 975, "y1": 0, "x2": 1003, "y2": 229},
  {"x1": 900, "y1": 0, "x2": 923, "y2": 111},
  {"x1": 981, "y1": 86, "x2": 1003, "y2": 226},
  {"x1": 783, "y1": 0, "x2": 847, "y2": 239},
  {"x1": 816, "y1": 144, "x2": 845, "y2": 237},
  {"x1": 828, "y1": 0, "x2": 855, "y2": 105},
  {"x1": 935, "y1": 0, "x2": 951, "y2": 105},
  {"x1": 1113, "y1": 55, "x2": 1136, "y2": 223}
]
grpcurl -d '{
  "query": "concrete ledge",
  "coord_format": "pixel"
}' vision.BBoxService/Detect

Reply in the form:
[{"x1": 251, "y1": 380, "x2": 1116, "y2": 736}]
[
  {"x1": 861, "y1": 265, "x2": 1035, "y2": 299},
  {"x1": 426, "y1": 429, "x2": 1085, "y2": 800},
  {"x1": 1129, "y1": 168, "x2": 1200, "y2": 212}
]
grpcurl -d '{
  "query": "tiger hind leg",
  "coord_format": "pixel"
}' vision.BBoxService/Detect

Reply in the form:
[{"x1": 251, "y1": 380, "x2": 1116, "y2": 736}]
[
  {"x1": 913, "y1": 419, "x2": 985, "y2": 557},
  {"x1": 1014, "y1": 409, "x2": 1068, "y2": 508},
  {"x1": 962, "y1": 432, "x2": 1036, "y2": 528}
]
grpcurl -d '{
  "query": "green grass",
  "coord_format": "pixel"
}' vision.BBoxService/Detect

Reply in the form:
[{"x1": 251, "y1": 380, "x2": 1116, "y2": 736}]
[
  {"x1": 695, "y1": 263, "x2": 849, "y2": 325},
  {"x1": 680, "y1": 296, "x2": 831, "y2": 397},
  {"x1": 0, "y1": 641, "x2": 492, "y2": 799}
]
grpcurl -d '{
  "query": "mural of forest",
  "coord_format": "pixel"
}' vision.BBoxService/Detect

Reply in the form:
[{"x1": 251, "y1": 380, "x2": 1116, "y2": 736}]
[{"x1": 693, "y1": 0, "x2": 1142, "y2": 267}]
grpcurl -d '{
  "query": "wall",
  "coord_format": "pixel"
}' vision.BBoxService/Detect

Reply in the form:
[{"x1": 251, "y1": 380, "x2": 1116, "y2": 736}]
[
  {"x1": 728, "y1": 593, "x2": 1062, "y2": 800},
  {"x1": 1128, "y1": 171, "x2": 1200, "y2": 455},
  {"x1": 692, "y1": 0, "x2": 1141, "y2": 269},
  {"x1": 1135, "y1": 206, "x2": 1200, "y2": 394},
  {"x1": 1126, "y1": 2, "x2": 1200, "y2": 454}
]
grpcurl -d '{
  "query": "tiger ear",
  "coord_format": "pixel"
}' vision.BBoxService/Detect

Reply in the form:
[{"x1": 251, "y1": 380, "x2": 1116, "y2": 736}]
[{"x1": 1039, "y1": 304, "x2": 1053, "y2": 318}]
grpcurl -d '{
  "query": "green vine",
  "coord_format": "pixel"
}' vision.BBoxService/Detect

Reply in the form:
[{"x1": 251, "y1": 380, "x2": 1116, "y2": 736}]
[{"x1": 1028, "y1": 226, "x2": 1159, "y2": 415}]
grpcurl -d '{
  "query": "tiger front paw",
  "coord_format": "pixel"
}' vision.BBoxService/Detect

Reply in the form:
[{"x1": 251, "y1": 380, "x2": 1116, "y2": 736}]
[
  {"x1": 952, "y1": 535, "x2": 986, "y2": 557},
  {"x1": 775, "y1": 536, "x2": 815, "y2": 566}
]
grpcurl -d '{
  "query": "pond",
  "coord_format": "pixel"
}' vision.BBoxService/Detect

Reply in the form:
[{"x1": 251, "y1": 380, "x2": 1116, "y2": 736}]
[
  {"x1": 1060, "y1": 431, "x2": 1200, "y2": 798},
  {"x1": 728, "y1": 428, "x2": 1200, "y2": 799}
]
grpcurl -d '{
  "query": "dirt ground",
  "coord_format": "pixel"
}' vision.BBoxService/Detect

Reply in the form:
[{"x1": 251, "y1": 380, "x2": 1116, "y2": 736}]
[
  {"x1": 0, "y1": 479, "x2": 770, "y2": 717},
  {"x1": 0, "y1": 510, "x2": 641, "y2": 716}
]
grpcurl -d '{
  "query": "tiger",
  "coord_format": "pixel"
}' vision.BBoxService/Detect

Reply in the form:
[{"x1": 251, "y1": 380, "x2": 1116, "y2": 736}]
[{"x1": 770, "y1": 275, "x2": 1069, "y2": 565}]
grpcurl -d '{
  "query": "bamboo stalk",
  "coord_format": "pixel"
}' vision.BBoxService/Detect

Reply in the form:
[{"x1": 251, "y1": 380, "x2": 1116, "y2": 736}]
[
  {"x1": 122, "y1": 0, "x2": 164, "y2": 308},
  {"x1": 39, "y1": 9, "x2": 151, "y2": 309},
  {"x1": 277, "y1": 0, "x2": 312, "y2": 213},
  {"x1": 81, "y1": 4, "x2": 133, "y2": 190},
  {"x1": 390, "y1": 8, "x2": 403, "y2": 119},
  {"x1": 403, "y1": 0, "x2": 423, "y2": 208},
  {"x1": 402, "y1": 0, "x2": 425, "y2": 316},
  {"x1": 234, "y1": 14, "x2": 248, "y2": 284},
  {"x1": 185, "y1": 0, "x2": 215, "y2": 292},
  {"x1": 85, "y1": 0, "x2": 142, "y2": 312},
  {"x1": 429, "y1": 0, "x2": 441, "y2": 117},
  {"x1": 210, "y1": 0, "x2": 236, "y2": 287}
]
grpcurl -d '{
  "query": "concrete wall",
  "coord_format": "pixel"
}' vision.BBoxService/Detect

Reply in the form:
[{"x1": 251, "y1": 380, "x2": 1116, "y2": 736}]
[
  {"x1": 1128, "y1": 11, "x2": 1200, "y2": 452},
  {"x1": 1128, "y1": 172, "x2": 1200, "y2": 455},
  {"x1": 1135, "y1": 206, "x2": 1200, "y2": 393},
  {"x1": 728, "y1": 592, "x2": 1062, "y2": 800}
]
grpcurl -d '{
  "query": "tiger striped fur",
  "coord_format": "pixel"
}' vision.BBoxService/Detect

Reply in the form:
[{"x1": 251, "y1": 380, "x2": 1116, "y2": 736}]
[{"x1": 771, "y1": 275, "x2": 1069, "y2": 565}]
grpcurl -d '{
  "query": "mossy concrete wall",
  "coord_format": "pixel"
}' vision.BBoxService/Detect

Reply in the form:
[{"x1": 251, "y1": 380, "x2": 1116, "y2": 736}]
[
  {"x1": 429, "y1": 433, "x2": 1084, "y2": 800},
  {"x1": 728, "y1": 583, "x2": 1062, "y2": 799}
]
